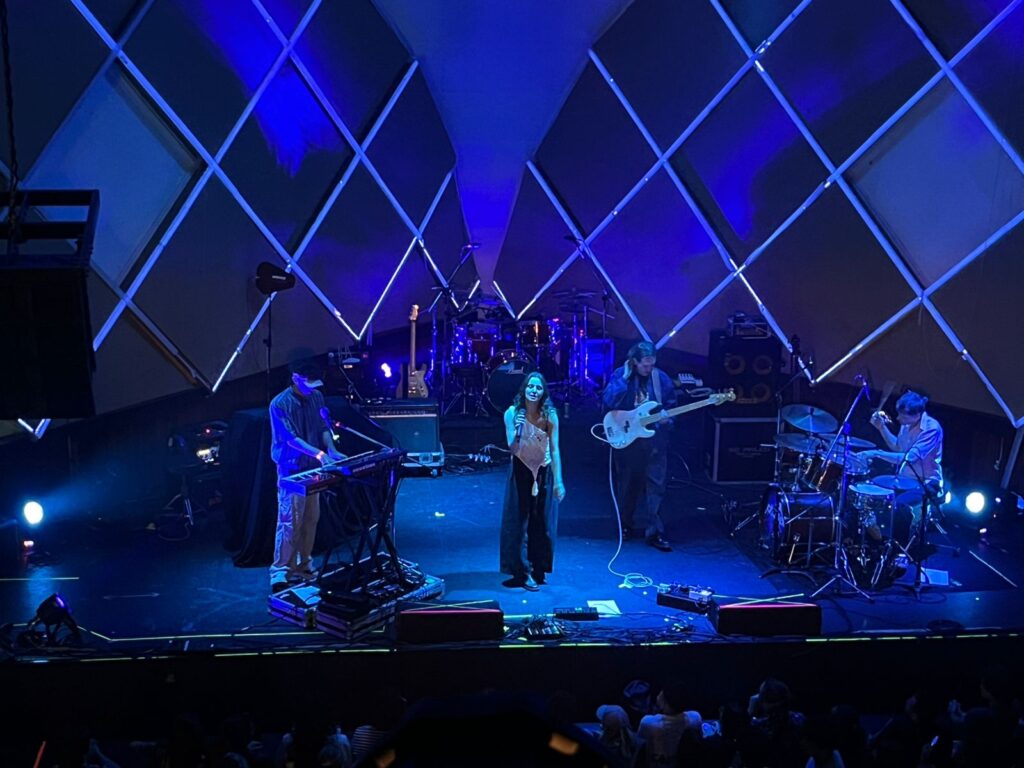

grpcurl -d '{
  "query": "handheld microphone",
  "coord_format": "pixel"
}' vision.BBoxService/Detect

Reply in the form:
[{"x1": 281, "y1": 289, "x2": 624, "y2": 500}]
[{"x1": 515, "y1": 408, "x2": 525, "y2": 440}]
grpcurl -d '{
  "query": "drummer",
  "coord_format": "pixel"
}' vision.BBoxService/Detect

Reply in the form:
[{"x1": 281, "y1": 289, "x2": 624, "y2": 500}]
[
  {"x1": 859, "y1": 390, "x2": 943, "y2": 493},
  {"x1": 859, "y1": 390, "x2": 942, "y2": 548}
]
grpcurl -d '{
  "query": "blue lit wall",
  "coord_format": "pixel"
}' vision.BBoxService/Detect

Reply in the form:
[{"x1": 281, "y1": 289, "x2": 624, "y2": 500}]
[{"x1": 495, "y1": 0, "x2": 1024, "y2": 423}]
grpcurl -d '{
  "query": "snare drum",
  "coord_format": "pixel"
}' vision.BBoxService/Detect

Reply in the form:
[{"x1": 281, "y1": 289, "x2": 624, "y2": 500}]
[{"x1": 847, "y1": 482, "x2": 894, "y2": 541}]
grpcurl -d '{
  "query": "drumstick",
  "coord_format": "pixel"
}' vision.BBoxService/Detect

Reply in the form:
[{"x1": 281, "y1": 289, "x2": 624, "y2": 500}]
[
  {"x1": 878, "y1": 380, "x2": 897, "y2": 410},
  {"x1": 872, "y1": 380, "x2": 898, "y2": 424}
]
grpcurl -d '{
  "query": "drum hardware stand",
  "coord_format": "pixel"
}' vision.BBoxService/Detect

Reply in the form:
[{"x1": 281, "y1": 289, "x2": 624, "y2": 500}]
[
  {"x1": 810, "y1": 378, "x2": 874, "y2": 602},
  {"x1": 771, "y1": 333, "x2": 809, "y2": 490},
  {"x1": 728, "y1": 504, "x2": 762, "y2": 536},
  {"x1": 895, "y1": 465, "x2": 950, "y2": 599}
]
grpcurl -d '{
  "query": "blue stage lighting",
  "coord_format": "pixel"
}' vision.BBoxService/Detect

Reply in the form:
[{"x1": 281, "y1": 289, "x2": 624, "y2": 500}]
[
  {"x1": 965, "y1": 491, "x2": 986, "y2": 515},
  {"x1": 22, "y1": 500, "x2": 44, "y2": 526}
]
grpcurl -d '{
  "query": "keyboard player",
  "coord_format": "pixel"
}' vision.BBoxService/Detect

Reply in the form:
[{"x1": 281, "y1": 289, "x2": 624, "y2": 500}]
[{"x1": 269, "y1": 352, "x2": 345, "y2": 593}]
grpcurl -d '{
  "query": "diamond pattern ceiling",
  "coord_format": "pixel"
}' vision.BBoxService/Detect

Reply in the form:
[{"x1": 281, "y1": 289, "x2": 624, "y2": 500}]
[
  {"x1": 501, "y1": 0, "x2": 1024, "y2": 426},
  {"x1": 6, "y1": 0, "x2": 463, "y2": 435},
  {"x1": 7, "y1": 0, "x2": 1024, "y2": 438}
]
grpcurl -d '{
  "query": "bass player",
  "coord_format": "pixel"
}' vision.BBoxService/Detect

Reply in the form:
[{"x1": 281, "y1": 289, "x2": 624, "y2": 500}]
[{"x1": 602, "y1": 341, "x2": 676, "y2": 551}]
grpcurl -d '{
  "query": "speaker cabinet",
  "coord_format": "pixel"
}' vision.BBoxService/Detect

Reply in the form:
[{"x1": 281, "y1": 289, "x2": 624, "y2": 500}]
[
  {"x1": 397, "y1": 600, "x2": 505, "y2": 643},
  {"x1": 359, "y1": 400, "x2": 441, "y2": 462},
  {"x1": 705, "y1": 415, "x2": 777, "y2": 483},
  {"x1": 0, "y1": 267, "x2": 96, "y2": 418},
  {"x1": 711, "y1": 601, "x2": 821, "y2": 636},
  {"x1": 707, "y1": 331, "x2": 782, "y2": 416}
]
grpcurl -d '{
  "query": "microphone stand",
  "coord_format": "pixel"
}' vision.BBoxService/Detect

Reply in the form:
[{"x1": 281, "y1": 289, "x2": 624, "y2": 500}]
[
  {"x1": 811, "y1": 379, "x2": 874, "y2": 602},
  {"x1": 335, "y1": 422, "x2": 392, "y2": 452}
]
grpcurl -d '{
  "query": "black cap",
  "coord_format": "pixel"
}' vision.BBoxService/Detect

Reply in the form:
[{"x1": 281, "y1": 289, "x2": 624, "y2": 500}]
[{"x1": 287, "y1": 347, "x2": 320, "y2": 378}]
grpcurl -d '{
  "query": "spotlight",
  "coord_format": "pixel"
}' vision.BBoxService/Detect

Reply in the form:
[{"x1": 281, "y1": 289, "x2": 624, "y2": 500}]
[
  {"x1": 944, "y1": 490, "x2": 952, "y2": 505},
  {"x1": 965, "y1": 491, "x2": 986, "y2": 515},
  {"x1": 380, "y1": 362, "x2": 393, "y2": 379},
  {"x1": 22, "y1": 500, "x2": 44, "y2": 526}
]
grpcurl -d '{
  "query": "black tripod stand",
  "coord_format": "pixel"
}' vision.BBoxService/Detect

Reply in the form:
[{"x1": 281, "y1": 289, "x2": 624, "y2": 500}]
[
  {"x1": 810, "y1": 378, "x2": 873, "y2": 602},
  {"x1": 896, "y1": 463, "x2": 950, "y2": 599}
]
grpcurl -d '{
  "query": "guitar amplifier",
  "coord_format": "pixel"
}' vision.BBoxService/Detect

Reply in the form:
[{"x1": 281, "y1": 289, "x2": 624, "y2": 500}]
[
  {"x1": 359, "y1": 400, "x2": 442, "y2": 466},
  {"x1": 705, "y1": 415, "x2": 776, "y2": 483}
]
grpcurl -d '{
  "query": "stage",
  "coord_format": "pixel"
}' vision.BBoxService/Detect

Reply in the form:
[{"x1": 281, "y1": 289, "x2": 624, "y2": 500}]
[{"x1": 4, "y1": 420, "x2": 1021, "y2": 655}]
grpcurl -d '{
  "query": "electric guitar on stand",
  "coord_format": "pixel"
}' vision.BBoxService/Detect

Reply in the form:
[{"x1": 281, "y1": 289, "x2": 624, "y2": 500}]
[
  {"x1": 601, "y1": 391, "x2": 736, "y2": 449},
  {"x1": 397, "y1": 304, "x2": 429, "y2": 399}
]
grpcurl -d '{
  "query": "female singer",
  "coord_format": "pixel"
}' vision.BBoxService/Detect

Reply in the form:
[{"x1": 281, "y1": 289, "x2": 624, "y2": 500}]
[{"x1": 500, "y1": 372, "x2": 565, "y2": 591}]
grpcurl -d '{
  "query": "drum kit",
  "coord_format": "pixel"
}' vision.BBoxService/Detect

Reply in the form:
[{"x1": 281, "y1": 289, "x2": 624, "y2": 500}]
[
  {"x1": 439, "y1": 289, "x2": 615, "y2": 415},
  {"x1": 756, "y1": 403, "x2": 918, "y2": 593}
]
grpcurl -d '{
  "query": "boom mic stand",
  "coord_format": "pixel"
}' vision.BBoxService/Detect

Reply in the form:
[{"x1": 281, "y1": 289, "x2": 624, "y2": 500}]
[{"x1": 811, "y1": 378, "x2": 874, "y2": 602}]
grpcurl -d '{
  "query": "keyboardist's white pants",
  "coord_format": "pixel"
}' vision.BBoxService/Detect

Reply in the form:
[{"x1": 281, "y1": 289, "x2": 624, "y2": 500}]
[{"x1": 270, "y1": 487, "x2": 321, "y2": 586}]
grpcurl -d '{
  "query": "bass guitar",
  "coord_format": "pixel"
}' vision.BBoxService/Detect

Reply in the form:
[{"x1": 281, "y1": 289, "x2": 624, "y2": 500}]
[
  {"x1": 396, "y1": 304, "x2": 429, "y2": 398},
  {"x1": 602, "y1": 391, "x2": 735, "y2": 449}
]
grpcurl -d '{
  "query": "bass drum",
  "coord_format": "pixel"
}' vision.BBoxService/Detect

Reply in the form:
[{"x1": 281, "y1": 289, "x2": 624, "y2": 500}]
[
  {"x1": 485, "y1": 352, "x2": 535, "y2": 412},
  {"x1": 761, "y1": 486, "x2": 835, "y2": 564}
]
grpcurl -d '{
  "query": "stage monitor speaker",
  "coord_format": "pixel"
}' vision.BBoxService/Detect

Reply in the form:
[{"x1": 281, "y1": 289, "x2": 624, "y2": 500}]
[
  {"x1": 397, "y1": 600, "x2": 505, "y2": 643},
  {"x1": 0, "y1": 267, "x2": 96, "y2": 418},
  {"x1": 360, "y1": 400, "x2": 440, "y2": 456},
  {"x1": 711, "y1": 601, "x2": 821, "y2": 637},
  {"x1": 707, "y1": 330, "x2": 781, "y2": 416}
]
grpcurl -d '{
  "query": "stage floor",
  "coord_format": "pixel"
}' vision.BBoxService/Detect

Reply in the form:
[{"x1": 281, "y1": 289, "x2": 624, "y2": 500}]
[{"x1": 3, "y1": 454, "x2": 1023, "y2": 658}]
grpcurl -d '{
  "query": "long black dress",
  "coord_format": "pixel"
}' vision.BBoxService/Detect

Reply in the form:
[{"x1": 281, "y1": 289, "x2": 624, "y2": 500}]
[{"x1": 499, "y1": 434, "x2": 558, "y2": 580}]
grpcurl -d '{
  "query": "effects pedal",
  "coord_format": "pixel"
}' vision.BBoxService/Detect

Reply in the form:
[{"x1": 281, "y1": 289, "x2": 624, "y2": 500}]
[
  {"x1": 656, "y1": 584, "x2": 717, "y2": 615},
  {"x1": 524, "y1": 617, "x2": 564, "y2": 640},
  {"x1": 553, "y1": 606, "x2": 599, "y2": 621}
]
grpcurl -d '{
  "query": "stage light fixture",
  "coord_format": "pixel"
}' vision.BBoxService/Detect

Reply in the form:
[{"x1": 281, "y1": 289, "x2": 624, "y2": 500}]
[
  {"x1": 22, "y1": 500, "x2": 44, "y2": 526},
  {"x1": 27, "y1": 593, "x2": 80, "y2": 645},
  {"x1": 380, "y1": 362, "x2": 393, "y2": 379},
  {"x1": 965, "y1": 491, "x2": 986, "y2": 515}
]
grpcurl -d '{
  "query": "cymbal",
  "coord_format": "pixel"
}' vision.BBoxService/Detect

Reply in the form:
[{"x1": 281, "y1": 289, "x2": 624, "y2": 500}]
[
  {"x1": 870, "y1": 474, "x2": 919, "y2": 491},
  {"x1": 780, "y1": 404, "x2": 838, "y2": 434},
  {"x1": 775, "y1": 433, "x2": 825, "y2": 453},
  {"x1": 818, "y1": 433, "x2": 876, "y2": 449},
  {"x1": 552, "y1": 288, "x2": 598, "y2": 299}
]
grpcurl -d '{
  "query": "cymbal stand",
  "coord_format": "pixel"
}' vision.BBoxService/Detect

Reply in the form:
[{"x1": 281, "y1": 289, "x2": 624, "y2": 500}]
[
  {"x1": 561, "y1": 305, "x2": 601, "y2": 408},
  {"x1": 811, "y1": 380, "x2": 874, "y2": 601},
  {"x1": 771, "y1": 334, "x2": 807, "y2": 489}
]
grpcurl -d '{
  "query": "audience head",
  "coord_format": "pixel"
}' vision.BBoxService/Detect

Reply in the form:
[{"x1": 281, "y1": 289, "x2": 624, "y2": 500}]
[
  {"x1": 657, "y1": 681, "x2": 688, "y2": 715},
  {"x1": 596, "y1": 704, "x2": 631, "y2": 735},
  {"x1": 750, "y1": 678, "x2": 792, "y2": 717}
]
